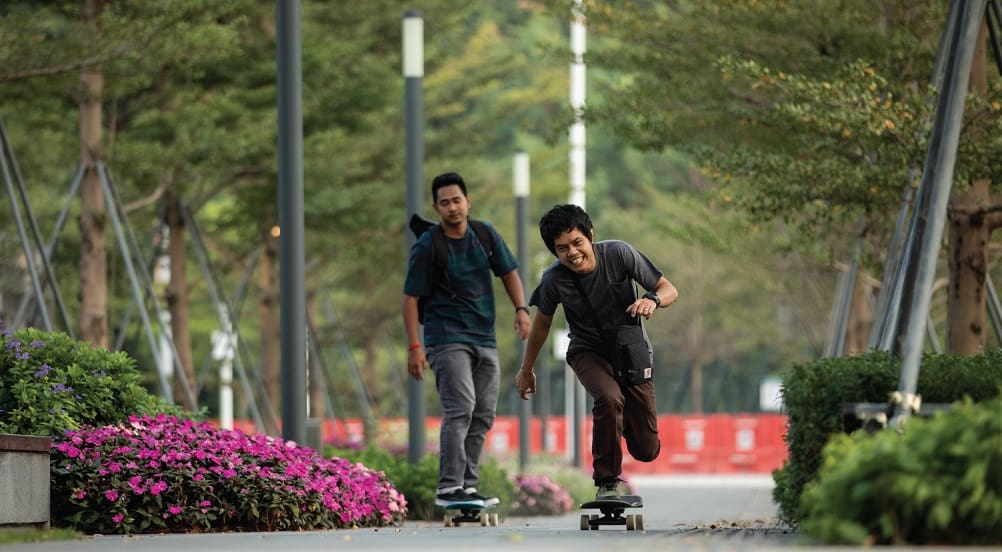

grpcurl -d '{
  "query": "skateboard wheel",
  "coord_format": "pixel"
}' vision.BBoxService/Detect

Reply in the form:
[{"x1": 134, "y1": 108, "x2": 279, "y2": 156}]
[
  {"x1": 444, "y1": 514, "x2": 453, "y2": 527},
  {"x1": 635, "y1": 514, "x2": 644, "y2": 531},
  {"x1": 626, "y1": 514, "x2": 636, "y2": 531},
  {"x1": 580, "y1": 514, "x2": 590, "y2": 531},
  {"x1": 479, "y1": 512, "x2": 489, "y2": 526},
  {"x1": 491, "y1": 512, "x2": 500, "y2": 526}
]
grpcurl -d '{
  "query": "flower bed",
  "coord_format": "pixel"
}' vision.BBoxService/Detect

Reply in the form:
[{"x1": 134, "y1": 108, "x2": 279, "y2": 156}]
[
  {"x1": 509, "y1": 473, "x2": 574, "y2": 516},
  {"x1": 51, "y1": 414, "x2": 407, "y2": 533}
]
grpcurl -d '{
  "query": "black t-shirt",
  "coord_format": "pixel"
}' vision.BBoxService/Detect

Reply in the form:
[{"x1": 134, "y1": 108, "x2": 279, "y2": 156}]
[{"x1": 529, "y1": 240, "x2": 664, "y2": 357}]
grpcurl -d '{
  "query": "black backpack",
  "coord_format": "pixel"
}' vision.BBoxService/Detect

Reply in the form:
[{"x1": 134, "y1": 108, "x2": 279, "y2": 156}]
[{"x1": 409, "y1": 213, "x2": 499, "y2": 323}]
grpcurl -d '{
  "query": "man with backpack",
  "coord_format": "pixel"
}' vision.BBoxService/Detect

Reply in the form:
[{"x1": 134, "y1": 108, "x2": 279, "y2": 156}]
[{"x1": 402, "y1": 172, "x2": 532, "y2": 507}]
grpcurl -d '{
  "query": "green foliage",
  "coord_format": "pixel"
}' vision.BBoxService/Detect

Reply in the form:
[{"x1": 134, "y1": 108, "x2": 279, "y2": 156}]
[
  {"x1": 0, "y1": 528, "x2": 81, "y2": 545},
  {"x1": 324, "y1": 445, "x2": 515, "y2": 521},
  {"x1": 0, "y1": 327, "x2": 186, "y2": 436},
  {"x1": 802, "y1": 396, "x2": 1002, "y2": 545},
  {"x1": 773, "y1": 349, "x2": 1002, "y2": 525}
]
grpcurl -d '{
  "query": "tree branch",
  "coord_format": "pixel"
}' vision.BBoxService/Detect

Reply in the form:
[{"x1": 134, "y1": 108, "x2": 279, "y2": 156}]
[{"x1": 123, "y1": 179, "x2": 170, "y2": 213}]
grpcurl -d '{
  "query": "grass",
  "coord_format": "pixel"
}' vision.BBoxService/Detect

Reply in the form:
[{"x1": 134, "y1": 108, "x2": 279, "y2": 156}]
[{"x1": 0, "y1": 527, "x2": 82, "y2": 545}]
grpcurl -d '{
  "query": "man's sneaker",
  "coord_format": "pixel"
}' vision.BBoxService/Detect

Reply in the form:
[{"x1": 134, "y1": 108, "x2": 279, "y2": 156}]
[
  {"x1": 595, "y1": 479, "x2": 627, "y2": 500},
  {"x1": 436, "y1": 488, "x2": 483, "y2": 507},
  {"x1": 464, "y1": 487, "x2": 499, "y2": 506}
]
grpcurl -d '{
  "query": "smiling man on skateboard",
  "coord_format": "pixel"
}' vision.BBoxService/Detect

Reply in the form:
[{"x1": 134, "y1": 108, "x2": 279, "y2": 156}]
[{"x1": 515, "y1": 204, "x2": 678, "y2": 500}]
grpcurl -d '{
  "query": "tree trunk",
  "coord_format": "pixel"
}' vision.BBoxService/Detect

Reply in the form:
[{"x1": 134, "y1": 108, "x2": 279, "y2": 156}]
[
  {"x1": 258, "y1": 234, "x2": 280, "y2": 429},
  {"x1": 945, "y1": 20, "x2": 990, "y2": 355},
  {"x1": 77, "y1": 61, "x2": 107, "y2": 348},
  {"x1": 165, "y1": 190, "x2": 197, "y2": 410},
  {"x1": 845, "y1": 274, "x2": 874, "y2": 354},
  {"x1": 947, "y1": 180, "x2": 990, "y2": 354}
]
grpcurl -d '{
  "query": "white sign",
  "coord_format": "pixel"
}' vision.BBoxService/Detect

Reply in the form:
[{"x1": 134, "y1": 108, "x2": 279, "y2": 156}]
[{"x1": 759, "y1": 377, "x2": 783, "y2": 412}]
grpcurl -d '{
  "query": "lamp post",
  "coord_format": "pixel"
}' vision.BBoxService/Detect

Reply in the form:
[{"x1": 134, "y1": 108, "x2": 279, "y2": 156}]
[
  {"x1": 403, "y1": 10, "x2": 426, "y2": 464},
  {"x1": 514, "y1": 150, "x2": 530, "y2": 471},
  {"x1": 276, "y1": 0, "x2": 306, "y2": 444}
]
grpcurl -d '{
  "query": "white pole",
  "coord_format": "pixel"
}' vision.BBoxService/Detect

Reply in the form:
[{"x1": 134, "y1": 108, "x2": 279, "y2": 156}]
[{"x1": 566, "y1": 0, "x2": 587, "y2": 467}]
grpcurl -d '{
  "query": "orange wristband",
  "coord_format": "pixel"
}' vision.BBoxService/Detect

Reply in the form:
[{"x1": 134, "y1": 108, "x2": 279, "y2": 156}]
[{"x1": 408, "y1": 343, "x2": 422, "y2": 351}]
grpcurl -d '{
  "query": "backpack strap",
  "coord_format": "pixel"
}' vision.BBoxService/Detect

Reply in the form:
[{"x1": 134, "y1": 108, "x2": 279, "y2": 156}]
[{"x1": 468, "y1": 220, "x2": 499, "y2": 275}]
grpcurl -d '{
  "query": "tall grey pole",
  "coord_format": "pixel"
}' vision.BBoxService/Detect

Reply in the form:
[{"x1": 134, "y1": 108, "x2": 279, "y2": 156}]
[
  {"x1": 893, "y1": 0, "x2": 985, "y2": 428},
  {"x1": 514, "y1": 150, "x2": 531, "y2": 472},
  {"x1": 404, "y1": 10, "x2": 426, "y2": 465},
  {"x1": 277, "y1": 0, "x2": 307, "y2": 443}
]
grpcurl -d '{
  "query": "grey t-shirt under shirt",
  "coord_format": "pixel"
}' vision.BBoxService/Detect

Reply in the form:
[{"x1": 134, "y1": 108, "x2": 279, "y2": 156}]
[{"x1": 529, "y1": 240, "x2": 664, "y2": 358}]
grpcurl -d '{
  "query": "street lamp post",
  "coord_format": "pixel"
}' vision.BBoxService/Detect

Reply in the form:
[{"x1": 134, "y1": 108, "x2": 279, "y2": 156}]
[
  {"x1": 514, "y1": 150, "x2": 530, "y2": 472},
  {"x1": 403, "y1": 10, "x2": 426, "y2": 465}
]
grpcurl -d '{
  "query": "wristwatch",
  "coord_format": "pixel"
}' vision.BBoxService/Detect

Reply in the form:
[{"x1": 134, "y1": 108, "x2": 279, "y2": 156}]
[
  {"x1": 516, "y1": 306, "x2": 531, "y2": 315},
  {"x1": 642, "y1": 291, "x2": 660, "y2": 307}
]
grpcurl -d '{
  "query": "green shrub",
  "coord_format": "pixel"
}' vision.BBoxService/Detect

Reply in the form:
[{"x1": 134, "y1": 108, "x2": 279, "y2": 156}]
[
  {"x1": 802, "y1": 396, "x2": 1002, "y2": 545},
  {"x1": 774, "y1": 350, "x2": 1002, "y2": 525},
  {"x1": 325, "y1": 445, "x2": 514, "y2": 520},
  {"x1": 0, "y1": 327, "x2": 186, "y2": 436}
]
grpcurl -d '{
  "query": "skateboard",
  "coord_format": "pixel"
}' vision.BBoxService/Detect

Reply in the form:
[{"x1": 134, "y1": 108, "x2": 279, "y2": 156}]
[
  {"x1": 441, "y1": 500, "x2": 500, "y2": 527},
  {"x1": 579, "y1": 495, "x2": 644, "y2": 531}
]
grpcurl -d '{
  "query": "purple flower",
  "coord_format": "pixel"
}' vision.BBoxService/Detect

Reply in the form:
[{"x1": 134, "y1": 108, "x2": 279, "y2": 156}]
[{"x1": 33, "y1": 364, "x2": 52, "y2": 377}]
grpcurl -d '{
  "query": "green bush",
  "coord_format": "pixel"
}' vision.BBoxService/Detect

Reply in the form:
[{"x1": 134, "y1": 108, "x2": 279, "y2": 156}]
[
  {"x1": 0, "y1": 327, "x2": 186, "y2": 436},
  {"x1": 325, "y1": 445, "x2": 515, "y2": 520},
  {"x1": 774, "y1": 349, "x2": 1002, "y2": 525},
  {"x1": 802, "y1": 396, "x2": 1002, "y2": 545}
]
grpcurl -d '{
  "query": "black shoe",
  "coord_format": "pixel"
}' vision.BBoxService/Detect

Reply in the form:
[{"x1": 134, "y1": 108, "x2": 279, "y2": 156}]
[
  {"x1": 463, "y1": 487, "x2": 499, "y2": 506},
  {"x1": 436, "y1": 489, "x2": 483, "y2": 507},
  {"x1": 595, "y1": 479, "x2": 627, "y2": 500}
]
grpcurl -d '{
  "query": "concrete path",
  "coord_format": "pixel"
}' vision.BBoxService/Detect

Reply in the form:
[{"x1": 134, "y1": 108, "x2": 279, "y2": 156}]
[{"x1": 1, "y1": 474, "x2": 816, "y2": 551}]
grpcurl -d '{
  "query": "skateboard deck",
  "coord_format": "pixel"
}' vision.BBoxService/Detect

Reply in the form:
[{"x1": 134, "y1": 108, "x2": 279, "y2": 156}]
[
  {"x1": 579, "y1": 495, "x2": 644, "y2": 531},
  {"x1": 441, "y1": 500, "x2": 500, "y2": 527}
]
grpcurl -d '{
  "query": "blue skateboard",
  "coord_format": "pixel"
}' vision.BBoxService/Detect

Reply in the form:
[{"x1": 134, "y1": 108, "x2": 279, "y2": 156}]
[
  {"x1": 579, "y1": 495, "x2": 644, "y2": 531},
  {"x1": 441, "y1": 500, "x2": 500, "y2": 527}
]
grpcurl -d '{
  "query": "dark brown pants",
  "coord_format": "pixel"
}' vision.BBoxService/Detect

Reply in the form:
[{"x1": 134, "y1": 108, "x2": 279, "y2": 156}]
[{"x1": 567, "y1": 349, "x2": 660, "y2": 484}]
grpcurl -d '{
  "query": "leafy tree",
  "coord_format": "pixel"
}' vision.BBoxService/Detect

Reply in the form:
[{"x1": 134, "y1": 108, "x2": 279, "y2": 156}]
[{"x1": 579, "y1": 0, "x2": 1002, "y2": 354}]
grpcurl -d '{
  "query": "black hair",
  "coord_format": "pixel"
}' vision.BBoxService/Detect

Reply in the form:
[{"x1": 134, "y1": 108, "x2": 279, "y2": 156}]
[
  {"x1": 538, "y1": 204, "x2": 594, "y2": 256},
  {"x1": 431, "y1": 172, "x2": 468, "y2": 202}
]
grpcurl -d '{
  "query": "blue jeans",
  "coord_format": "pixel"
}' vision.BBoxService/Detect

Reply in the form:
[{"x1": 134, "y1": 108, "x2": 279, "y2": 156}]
[{"x1": 426, "y1": 343, "x2": 500, "y2": 491}]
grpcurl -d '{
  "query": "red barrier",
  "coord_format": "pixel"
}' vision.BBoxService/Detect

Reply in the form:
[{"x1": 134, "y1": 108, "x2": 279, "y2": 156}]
[{"x1": 211, "y1": 413, "x2": 788, "y2": 474}]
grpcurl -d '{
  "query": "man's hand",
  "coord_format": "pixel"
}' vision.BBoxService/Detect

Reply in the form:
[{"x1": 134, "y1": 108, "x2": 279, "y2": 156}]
[
  {"x1": 515, "y1": 309, "x2": 531, "y2": 340},
  {"x1": 515, "y1": 366, "x2": 536, "y2": 399},
  {"x1": 407, "y1": 348, "x2": 428, "y2": 381}
]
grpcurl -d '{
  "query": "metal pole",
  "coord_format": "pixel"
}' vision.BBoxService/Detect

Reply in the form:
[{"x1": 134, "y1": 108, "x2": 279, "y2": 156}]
[
  {"x1": 514, "y1": 150, "x2": 531, "y2": 471},
  {"x1": 182, "y1": 206, "x2": 269, "y2": 431},
  {"x1": 99, "y1": 164, "x2": 197, "y2": 408},
  {"x1": 404, "y1": 10, "x2": 426, "y2": 464},
  {"x1": 0, "y1": 118, "x2": 74, "y2": 336},
  {"x1": 95, "y1": 164, "x2": 173, "y2": 404},
  {"x1": 0, "y1": 146, "x2": 53, "y2": 331},
  {"x1": 11, "y1": 164, "x2": 83, "y2": 333},
  {"x1": 277, "y1": 0, "x2": 307, "y2": 443},
  {"x1": 894, "y1": 0, "x2": 985, "y2": 427}
]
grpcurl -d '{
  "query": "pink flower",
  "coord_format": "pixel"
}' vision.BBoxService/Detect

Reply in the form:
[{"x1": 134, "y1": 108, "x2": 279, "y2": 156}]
[
  {"x1": 104, "y1": 489, "x2": 119, "y2": 501},
  {"x1": 168, "y1": 505, "x2": 183, "y2": 515},
  {"x1": 112, "y1": 513, "x2": 124, "y2": 524}
]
